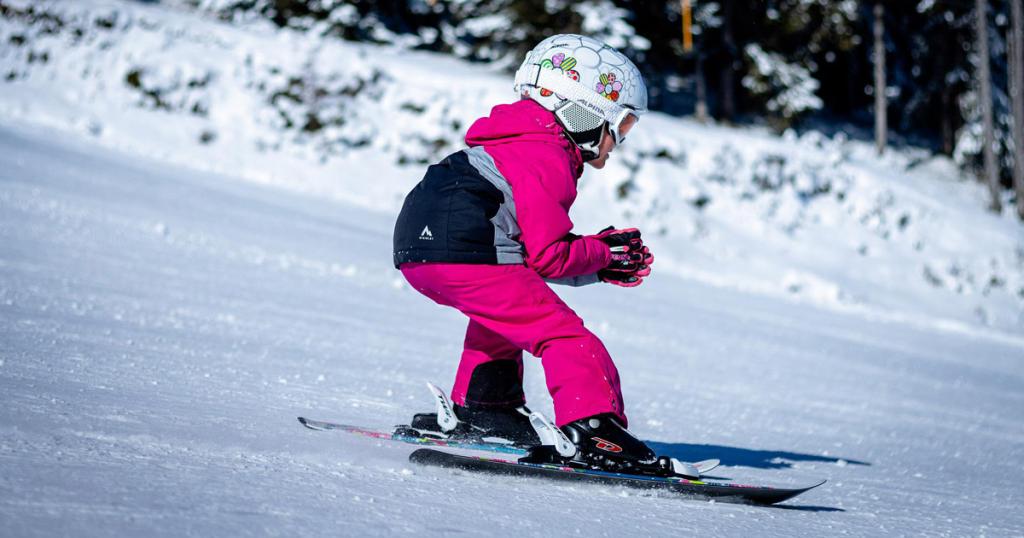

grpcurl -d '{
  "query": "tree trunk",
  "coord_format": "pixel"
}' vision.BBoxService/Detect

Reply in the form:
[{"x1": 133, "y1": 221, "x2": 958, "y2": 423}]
[
  {"x1": 1010, "y1": 0, "x2": 1024, "y2": 219},
  {"x1": 975, "y1": 0, "x2": 1002, "y2": 212},
  {"x1": 873, "y1": 2, "x2": 887, "y2": 156},
  {"x1": 695, "y1": 51, "x2": 709, "y2": 123},
  {"x1": 942, "y1": 84, "x2": 954, "y2": 155},
  {"x1": 720, "y1": 0, "x2": 736, "y2": 122}
]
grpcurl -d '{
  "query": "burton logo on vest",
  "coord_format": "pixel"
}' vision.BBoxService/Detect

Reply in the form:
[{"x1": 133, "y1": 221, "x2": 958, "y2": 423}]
[{"x1": 419, "y1": 225, "x2": 434, "y2": 240}]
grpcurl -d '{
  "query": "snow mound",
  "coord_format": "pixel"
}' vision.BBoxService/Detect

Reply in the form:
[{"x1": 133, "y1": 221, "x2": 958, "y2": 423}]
[{"x1": 1, "y1": 0, "x2": 1021, "y2": 335}]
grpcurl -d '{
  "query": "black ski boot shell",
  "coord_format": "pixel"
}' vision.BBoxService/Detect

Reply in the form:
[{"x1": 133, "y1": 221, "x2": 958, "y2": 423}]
[
  {"x1": 408, "y1": 405, "x2": 541, "y2": 446},
  {"x1": 560, "y1": 414, "x2": 659, "y2": 472},
  {"x1": 455, "y1": 404, "x2": 541, "y2": 446}
]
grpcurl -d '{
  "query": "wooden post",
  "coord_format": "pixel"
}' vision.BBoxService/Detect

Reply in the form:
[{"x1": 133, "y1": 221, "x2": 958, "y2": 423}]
[
  {"x1": 682, "y1": 0, "x2": 706, "y2": 122},
  {"x1": 682, "y1": 0, "x2": 693, "y2": 53},
  {"x1": 975, "y1": 0, "x2": 1002, "y2": 212},
  {"x1": 873, "y1": 2, "x2": 887, "y2": 156}
]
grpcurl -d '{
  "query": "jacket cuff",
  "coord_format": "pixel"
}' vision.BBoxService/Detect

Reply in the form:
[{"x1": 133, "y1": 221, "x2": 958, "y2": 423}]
[
  {"x1": 580, "y1": 234, "x2": 613, "y2": 269},
  {"x1": 544, "y1": 273, "x2": 602, "y2": 287}
]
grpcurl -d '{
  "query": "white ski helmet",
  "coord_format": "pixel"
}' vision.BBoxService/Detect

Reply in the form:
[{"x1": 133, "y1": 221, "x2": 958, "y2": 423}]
[{"x1": 514, "y1": 34, "x2": 648, "y2": 160}]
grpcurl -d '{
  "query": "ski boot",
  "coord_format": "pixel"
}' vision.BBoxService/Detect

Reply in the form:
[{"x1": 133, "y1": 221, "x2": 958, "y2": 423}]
[
  {"x1": 522, "y1": 413, "x2": 711, "y2": 479},
  {"x1": 561, "y1": 414, "x2": 659, "y2": 472},
  {"x1": 396, "y1": 383, "x2": 540, "y2": 447},
  {"x1": 405, "y1": 404, "x2": 541, "y2": 446}
]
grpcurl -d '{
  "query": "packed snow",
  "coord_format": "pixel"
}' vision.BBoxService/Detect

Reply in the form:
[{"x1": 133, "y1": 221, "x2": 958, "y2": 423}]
[{"x1": 1, "y1": 1, "x2": 1023, "y2": 536}]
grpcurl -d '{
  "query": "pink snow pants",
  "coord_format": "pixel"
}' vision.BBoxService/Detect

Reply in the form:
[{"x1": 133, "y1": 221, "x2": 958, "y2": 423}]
[{"x1": 400, "y1": 262, "x2": 626, "y2": 427}]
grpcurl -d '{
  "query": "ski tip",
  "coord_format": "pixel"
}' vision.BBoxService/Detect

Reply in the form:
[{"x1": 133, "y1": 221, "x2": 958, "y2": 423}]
[
  {"x1": 297, "y1": 416, "x2": 317, "y2": 429},
  {"x1": 787, "y1": 479, "x2": 827, "y2": 491},
  {"x1": 755, "y1": 478, "x2": 828, "y2": 505}
]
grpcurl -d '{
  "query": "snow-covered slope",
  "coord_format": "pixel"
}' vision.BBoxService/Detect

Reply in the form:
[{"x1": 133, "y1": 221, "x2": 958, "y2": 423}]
[
  {"x1": 1, "y1": 0, "x2": 1022, "y2": 336},
  {"x1": 2, "y1": 1, "x2": 1024, "y2": 535},
  {"x1": 2, "y1": 118, "x2": 1024, "y2": 537}
]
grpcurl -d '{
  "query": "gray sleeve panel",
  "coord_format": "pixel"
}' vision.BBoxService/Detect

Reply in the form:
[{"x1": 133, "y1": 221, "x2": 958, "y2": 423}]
[
  {"x1": 464, "y1": 146, "x2": 525, "y2": 265},
  {"x1": 544, "y1": 273, "x2": 602, "y2": 287}
]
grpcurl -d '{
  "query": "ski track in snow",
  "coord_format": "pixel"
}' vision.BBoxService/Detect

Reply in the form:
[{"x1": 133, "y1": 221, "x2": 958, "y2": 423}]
[{"x1": 1, "y1": 125, "x2": 1023, "y2": 537}]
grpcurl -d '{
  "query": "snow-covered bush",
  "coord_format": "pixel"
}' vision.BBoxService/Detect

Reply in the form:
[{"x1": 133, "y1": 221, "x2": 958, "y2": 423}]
[
  {"x1": 1, "y1": 0, "x2": 1021, "y2": 332},
  {"x1": 123, "y1": 65, "x2": 214, "y2": 117},
  {"x1": 742, "y1": 44, "x2": 823, "y2": 130},
  {"x1": 573, "y1": 0, "x2": 649, "y2": 52},
  {"x1": 262, "y1": 63, "x2": 387, "y2": 152},
  {"x1": 953, "y1": 87, "x2": 1018, "y2": 191}
]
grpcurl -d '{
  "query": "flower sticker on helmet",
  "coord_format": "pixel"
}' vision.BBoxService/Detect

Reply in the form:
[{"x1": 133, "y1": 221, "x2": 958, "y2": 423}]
[
  {"x1": 539, "y1": 53, "x2": 580, "y2": 97},
  {"x1": 597, "y1": 72, "x2": 622, "y2": 102}
]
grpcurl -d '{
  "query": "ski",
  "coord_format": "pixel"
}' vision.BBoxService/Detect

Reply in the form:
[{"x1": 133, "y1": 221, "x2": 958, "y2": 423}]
[
  {"x1": 409, "y1": 448, "x2": 825, "y2": 505},
  {"x1": 299, "y1": 416, "x2": 721, "y2": 475},
  {"x1": 297, "y1": 417, "x2": 528, "y2": 455}
]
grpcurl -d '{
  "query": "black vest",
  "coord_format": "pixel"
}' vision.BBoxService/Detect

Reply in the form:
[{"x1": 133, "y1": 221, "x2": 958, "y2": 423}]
[{"x1": 394, "y1": 151, "x2": 510, "y2": 267}]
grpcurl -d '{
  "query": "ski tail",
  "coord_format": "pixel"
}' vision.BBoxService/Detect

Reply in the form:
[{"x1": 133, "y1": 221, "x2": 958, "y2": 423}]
[{"x1": 297, "y1": 417, "x2": 529, "y2": 455}]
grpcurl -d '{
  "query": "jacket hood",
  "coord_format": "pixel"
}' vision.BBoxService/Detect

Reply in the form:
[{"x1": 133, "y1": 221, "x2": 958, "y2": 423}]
[{"x1": 465, "y1": 100, "x2": 583, "y2": 177}]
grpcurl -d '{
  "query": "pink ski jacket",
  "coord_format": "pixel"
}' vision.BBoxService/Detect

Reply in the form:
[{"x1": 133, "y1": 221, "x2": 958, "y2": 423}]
[{"x1": 393, "y1": 99, "x2": 610, "y2": 283}]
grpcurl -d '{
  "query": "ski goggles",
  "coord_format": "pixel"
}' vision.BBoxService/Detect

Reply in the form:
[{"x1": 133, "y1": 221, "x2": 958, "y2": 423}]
[{"x1": 607, "y1": 108, "x2": 639, "y2": 146}]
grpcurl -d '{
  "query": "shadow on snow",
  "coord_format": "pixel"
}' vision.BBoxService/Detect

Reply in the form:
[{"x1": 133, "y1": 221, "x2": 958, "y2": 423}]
[
  {"x1": 772, "y1": 504, "x2": 846, "y2": 513},
  {"x1": 645, "y1": 440, "x2": 870, "y2": 471}
]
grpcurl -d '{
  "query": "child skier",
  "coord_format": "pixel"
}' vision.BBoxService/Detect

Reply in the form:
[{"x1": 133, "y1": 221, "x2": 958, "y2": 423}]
[{"x1": 393, "y1": 35, "x2": 658, "y2": 471}]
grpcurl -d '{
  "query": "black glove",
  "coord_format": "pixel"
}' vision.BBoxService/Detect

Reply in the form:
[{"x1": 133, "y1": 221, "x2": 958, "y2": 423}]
[{"x1": 591, "y1": 226, "x2": 654, "y2": 287}]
